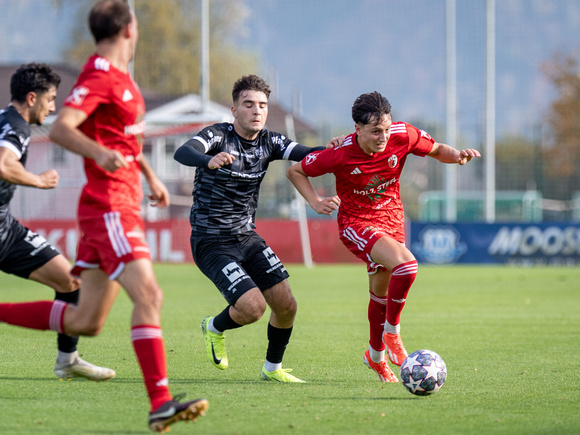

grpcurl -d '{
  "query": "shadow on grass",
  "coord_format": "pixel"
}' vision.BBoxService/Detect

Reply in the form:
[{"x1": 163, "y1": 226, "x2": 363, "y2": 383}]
[{"x1": 309, "y1": 395, "x2": 415, "y2": 401}]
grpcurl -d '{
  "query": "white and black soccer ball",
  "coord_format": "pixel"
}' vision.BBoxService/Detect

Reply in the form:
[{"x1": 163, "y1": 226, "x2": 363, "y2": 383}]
[{"x1": 400, "y1": 349, "x2": 447, "y2": 396}]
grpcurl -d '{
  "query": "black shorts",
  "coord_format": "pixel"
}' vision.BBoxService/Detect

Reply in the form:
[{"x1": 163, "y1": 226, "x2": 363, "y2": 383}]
[
  {"x1": 191, "y1": 231, "x2": 289, "y2": 305},
  {"x1": 0, "y1": 219, "x2": 60, "y2": 279}
]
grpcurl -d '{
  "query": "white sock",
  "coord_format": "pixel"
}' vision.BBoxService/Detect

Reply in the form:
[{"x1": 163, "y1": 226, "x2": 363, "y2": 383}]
[
  {"x1": 264, "y1": 360, "x2": 282, "y2": 372},
  {"x1": 384, "y1": 321, "x2": 400, "y2": 335},
  {"x1": 368, "y1": 346, "x2": 385, "y2": 364},
  {"x1": 208, "y1": 317, "x2": 223, "y2": 335},
  {"x1": 57, "y1": 350, "x2": 77, "y2": 364}
]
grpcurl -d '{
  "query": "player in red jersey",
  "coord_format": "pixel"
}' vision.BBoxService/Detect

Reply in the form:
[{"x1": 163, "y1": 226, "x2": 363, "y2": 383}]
[
  {"x1": 0, "y1": 1, "x2": 207, "y2": 432},
  {"x1": 287, "y1": 92, "x2": 480, "y2": 383}
]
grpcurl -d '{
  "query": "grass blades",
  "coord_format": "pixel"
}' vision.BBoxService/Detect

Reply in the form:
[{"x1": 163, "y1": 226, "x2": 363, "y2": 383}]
[{"x1": 0, "y1": 264, "x2": 579, "y2": 434}]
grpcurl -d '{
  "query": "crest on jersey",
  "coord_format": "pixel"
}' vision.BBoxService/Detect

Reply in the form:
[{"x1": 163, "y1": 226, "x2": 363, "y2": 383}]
[
  {"x1": 420, "y1": 130, "x2": 433, "y2": 141},
  {"x1": 66, "y1": 86, "x2": 89, "y2": 105},
  {"x1": 388, "y1": 154, "x2": 398, "y2": 169},
  {"x1": 305, "y1": 153, "x2": 318, "y2": 165}
]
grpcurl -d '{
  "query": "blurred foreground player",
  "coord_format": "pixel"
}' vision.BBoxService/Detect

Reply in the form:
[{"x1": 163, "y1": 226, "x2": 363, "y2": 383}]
[
  {"x1": 288, "y1": 91, "x2": 480, "y2": 382},
  {"x1": 0, "y1": 1, "x2": 207, "y2": 432},
  {"x1": 0, "y1": 62, "x2": 114, "y2": 381}
]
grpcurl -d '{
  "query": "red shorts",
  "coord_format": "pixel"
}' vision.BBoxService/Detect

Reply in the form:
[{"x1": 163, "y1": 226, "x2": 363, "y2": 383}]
[
  {"x1": 339, "y1": 222, "x2": 405, "y2": 274},
  {"x1": 72, "y1": 211, "x2": 150, "y2": 280}
]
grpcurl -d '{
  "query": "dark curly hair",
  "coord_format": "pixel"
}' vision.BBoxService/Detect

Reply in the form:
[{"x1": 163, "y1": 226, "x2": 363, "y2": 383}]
[
  {"x1": 10, "y1": 63, "x2": 61, "y2": 103},
  {"x1": 232, "y1": 75, "x2": 271, "y2": 104},
  {"x1": 351, "y1": 91, "x2": 392, "y2": 126}
]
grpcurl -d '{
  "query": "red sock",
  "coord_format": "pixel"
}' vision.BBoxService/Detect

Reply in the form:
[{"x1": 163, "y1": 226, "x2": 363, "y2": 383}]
[
  {"x1": 386, "y1": 261, "x2": 418, "y2": 326},
  {"x1": 368, "y1": 292, "x2": 387, "y2": 351},
  {"x1": 131, "y1": 325, "x2": 172, "y2": 412},
  {"x1": 0, "y1": 300, "x2": 66, "y2": 333}
]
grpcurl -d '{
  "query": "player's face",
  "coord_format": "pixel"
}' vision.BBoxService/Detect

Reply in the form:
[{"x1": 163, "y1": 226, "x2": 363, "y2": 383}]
[
  {"x1": 355, "y1": 114, "x2": 392, "y2": 155},
  {"x1": 231, "y1": 90, "x2": 268, "y2": 140},
  {"x1": 29, "y1": 85, "x2": 57, "y2": 126}
]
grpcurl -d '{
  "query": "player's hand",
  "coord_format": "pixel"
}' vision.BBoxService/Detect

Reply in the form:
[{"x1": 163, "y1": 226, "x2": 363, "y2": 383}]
[
  {"x1": 38, "y1": 169, "x2": 59, "y2": 189},
  {"x1": 458, "y1": 149, "x2": 481, "y2": 165},
  {"x1": 326, "y1": 135, "x2": 346, "y2": 149},
  {"x1": 147, "y1": 178, "x2": 170, "y2": 208},
  {"x1": 96, "y1": 148, "x2": 130, "y2": 172},
  {"x1": 208, "y1": 152, "x2": 235, "y2": 169},
  {"x1": 311, "y1": 195, "x2": 340, "y2": 215}
]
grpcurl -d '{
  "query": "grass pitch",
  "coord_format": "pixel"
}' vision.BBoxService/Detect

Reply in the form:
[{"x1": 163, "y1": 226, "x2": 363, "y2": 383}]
[{"x1": 1, "y1": 264, "x2": 579, "y2": 434}]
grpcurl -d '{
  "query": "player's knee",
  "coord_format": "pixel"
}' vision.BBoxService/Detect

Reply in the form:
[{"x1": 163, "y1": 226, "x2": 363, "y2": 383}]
[
  {"x1": 276, "y1": 296, "x2": 298, "y2": 320},
  {"x1": 246, "y1": 300, "x2": 267, "y2": 323},
  {"x1": 52, "y1": 277, "x2": 78, "y2": 294},
  {"x1": 81, "y1": 325, "x2": 103, "y2": 337},
  {"x1": 139, "y1": 283, "x2": 164, "y2": 311},
  {"x1": 73, "y1": 320, "x2": 105, "y2": 337}
]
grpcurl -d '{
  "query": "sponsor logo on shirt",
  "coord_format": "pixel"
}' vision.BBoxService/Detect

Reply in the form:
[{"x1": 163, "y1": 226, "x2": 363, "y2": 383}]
[
  {"x1": 230, "y1": 149, "x2": 258, "y2": 160},
  {"x1": 124, "y1": 120, "x2": 146, "y2": 136},
  {"x1": 351, "y1": 167, "x2": 362, "y2": 175},
  {"x1": 353, "y1": 176, "x2": 397, "y2": 206},
  {"x1": 65, "y1": 86, "x2": 89, "y2": 105}
]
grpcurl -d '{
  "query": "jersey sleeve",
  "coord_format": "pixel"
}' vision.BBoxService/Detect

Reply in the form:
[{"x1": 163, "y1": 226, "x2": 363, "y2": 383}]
[
  {"x1": 267, "y1": 131, "x2": 301, "y2": 161},
  {"x1": 300, "y1": 148, "x2": 335, "y2": 177},
  {"x1": 188, "y1": 124, "x2": 227, "y2": 154},
  {"x1": 0, "y1": 116, "x2": 29, "y2": 160},
  {"x1": 407, "y1": 123, "x2": 435, "y2": 157},
  {"x1": 64, "y1": 69, "x2": 112, "y2": 117}
]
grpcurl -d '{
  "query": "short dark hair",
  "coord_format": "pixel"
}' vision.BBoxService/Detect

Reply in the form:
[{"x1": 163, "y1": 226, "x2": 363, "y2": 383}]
[
  {"x1": 10, "y1": 63, "x2": 61, "y2": 103},
  {"x1": 351, "y1": 91, "x2": 392, "y2": 126},
  {"x1": 89, "y1": 0, "x2": 132, "y2": 43},
  {"x1": 232, "y1": 75, "x2": 271, "y2": 103}
]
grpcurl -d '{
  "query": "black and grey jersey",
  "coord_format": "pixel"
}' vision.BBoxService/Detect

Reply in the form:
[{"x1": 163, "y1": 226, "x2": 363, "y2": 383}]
[
  {"x1": 176, "y1": 122, "x2": 322, "y2": 235},
  {"x1": 0, "y1": 105, "x2": 30, "y2": 240}
]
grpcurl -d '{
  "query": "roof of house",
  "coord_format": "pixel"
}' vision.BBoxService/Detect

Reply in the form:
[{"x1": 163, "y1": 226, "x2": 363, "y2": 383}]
[{"x1": 0, "y1": 63, "x2": 318, "y2": 142}]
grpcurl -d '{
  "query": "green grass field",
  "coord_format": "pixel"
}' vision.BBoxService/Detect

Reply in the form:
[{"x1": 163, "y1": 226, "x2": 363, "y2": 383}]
[{"x1": 1, "y1": 264, "x2": 579, "y2": 434}]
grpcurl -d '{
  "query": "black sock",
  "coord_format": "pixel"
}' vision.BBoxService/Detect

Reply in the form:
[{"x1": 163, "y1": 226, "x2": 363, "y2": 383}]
[
  {"x1": 213, "y1": 306, "x2": 242, "y2": 332},
  {"x1": 54, "y1": 290, "x2": 79, "y2": 353},
  {"x1": 266, "y1": 323, "x2": 293, "y2": 364}
]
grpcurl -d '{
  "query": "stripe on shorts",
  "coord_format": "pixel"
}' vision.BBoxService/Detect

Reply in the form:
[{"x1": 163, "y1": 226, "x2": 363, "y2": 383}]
[
  {"x1": 343, "y1": 226, "x2": 367, "y2": 251},
  {"x1": 104, "y1": 211, "x2": 132, "y2": 257}
]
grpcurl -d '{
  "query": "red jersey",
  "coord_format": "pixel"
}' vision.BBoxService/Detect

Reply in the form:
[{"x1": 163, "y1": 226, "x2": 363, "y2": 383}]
[
  {"x1": 301, "y1": 122, "x2": 435, "y2": 241},
  {"x1": 64, "y1": 54, "x2": 146, "y2": 215}
]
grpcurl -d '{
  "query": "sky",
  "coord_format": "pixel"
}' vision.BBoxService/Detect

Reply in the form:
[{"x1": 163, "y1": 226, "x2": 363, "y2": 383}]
[{"x1": 1, "y1": 0, "x2": 579, "y2": 147}]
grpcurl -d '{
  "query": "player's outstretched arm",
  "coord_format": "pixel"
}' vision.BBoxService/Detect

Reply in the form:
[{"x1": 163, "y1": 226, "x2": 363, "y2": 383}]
[
  {"x1": 428, "y1": 142, "x2": 481, "y2": 165},
  {"x1": 174, "y1": 140, "x2": 234, "y2": 169},
  {"x1": 287, "y1": 163, "x2": 339, "y2": 215},
  {"x1": 49, "y1": 107, "x2": 128, "y2": 172},
  {"x1": 0, "y1": 147, "x2": 59, "y2": 189}
]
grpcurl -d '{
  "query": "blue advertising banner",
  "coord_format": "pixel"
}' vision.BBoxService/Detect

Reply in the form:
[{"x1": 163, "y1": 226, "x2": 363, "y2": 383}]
[{"x1": 408, "y1": 222, "x2": 580, "y2": 266}]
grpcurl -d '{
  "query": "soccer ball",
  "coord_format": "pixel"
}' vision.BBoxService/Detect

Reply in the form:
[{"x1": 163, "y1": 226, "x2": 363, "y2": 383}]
[{"x1": 399, "y1": 349, "x2": 447, "y2": 396}]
